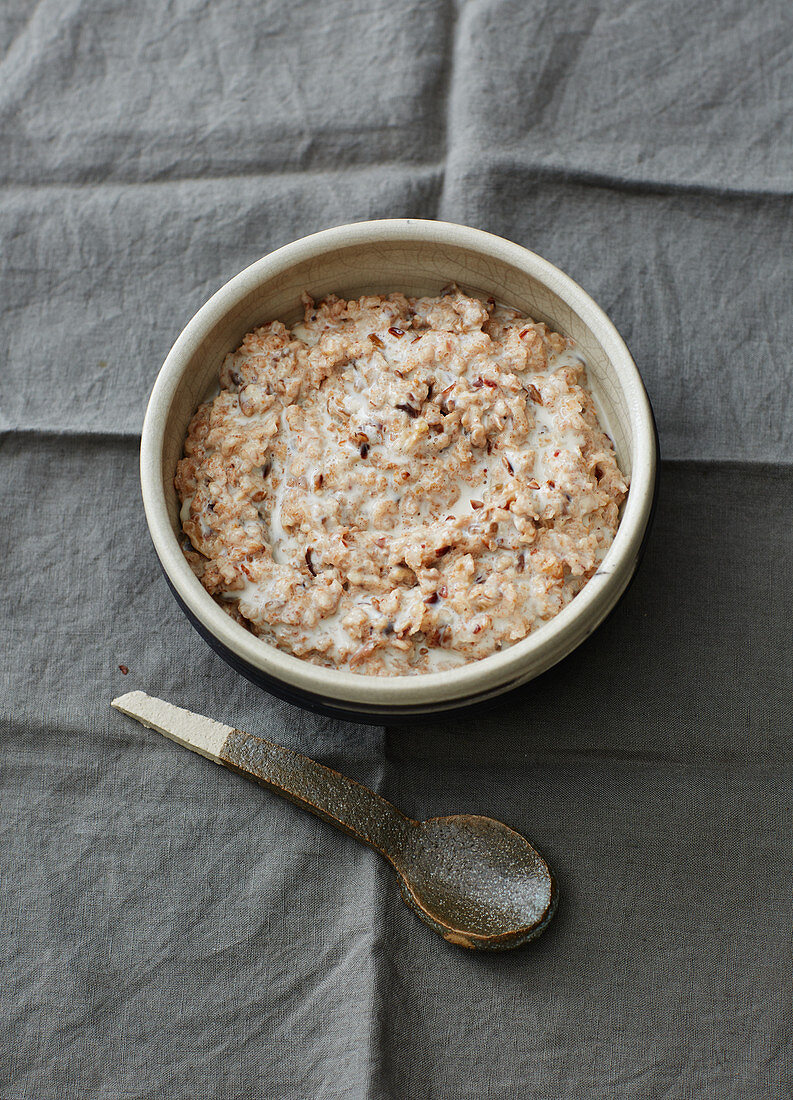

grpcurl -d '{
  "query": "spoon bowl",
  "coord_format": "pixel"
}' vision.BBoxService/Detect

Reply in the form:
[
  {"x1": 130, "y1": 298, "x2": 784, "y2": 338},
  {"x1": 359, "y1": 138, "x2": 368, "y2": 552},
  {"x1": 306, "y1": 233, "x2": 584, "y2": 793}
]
[{"x1": 394, "y1": 815, "x2": 557, "y2": 949}]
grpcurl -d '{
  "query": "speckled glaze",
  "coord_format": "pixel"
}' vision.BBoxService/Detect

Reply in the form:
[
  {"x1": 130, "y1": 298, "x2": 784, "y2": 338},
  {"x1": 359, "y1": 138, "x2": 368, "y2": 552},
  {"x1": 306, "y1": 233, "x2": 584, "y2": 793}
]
[
  {"x1": 141, "y1": 220, "x2": 658, "y2": 719},
  {"x1": 221, "y1": 729, "x2": 557, "y2": 949}
]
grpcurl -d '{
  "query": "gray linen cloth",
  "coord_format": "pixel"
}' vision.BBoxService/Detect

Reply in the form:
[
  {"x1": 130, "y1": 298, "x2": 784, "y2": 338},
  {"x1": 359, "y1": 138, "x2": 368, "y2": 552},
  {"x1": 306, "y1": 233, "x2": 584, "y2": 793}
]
[{"x1": 1, "y1": 1, "x2": 791, "y2": 1097}]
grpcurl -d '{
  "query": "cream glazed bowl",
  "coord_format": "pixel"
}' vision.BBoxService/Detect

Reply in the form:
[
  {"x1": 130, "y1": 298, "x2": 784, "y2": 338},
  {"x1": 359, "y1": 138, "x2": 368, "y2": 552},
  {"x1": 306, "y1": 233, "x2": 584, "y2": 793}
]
[{"x1": 141, "y1": 219, "x2": 658, "y2": 722}]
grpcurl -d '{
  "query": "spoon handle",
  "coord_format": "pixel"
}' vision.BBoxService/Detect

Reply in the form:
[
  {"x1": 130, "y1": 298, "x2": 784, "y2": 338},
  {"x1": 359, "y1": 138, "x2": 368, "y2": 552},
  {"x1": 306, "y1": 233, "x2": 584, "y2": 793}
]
[
  {"x1": 111, "y1": 691, "x2": 412, "y2": 858},
  {"x1": 221, "y1": 728, "x2": 413, "y2": 855}
]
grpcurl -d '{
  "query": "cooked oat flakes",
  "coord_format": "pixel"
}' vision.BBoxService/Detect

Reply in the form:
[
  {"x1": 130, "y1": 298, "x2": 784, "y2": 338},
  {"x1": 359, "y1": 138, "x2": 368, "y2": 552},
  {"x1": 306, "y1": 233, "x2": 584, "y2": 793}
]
[{"x1": 176, "y1": 286, "x2": 628, "y2": 675}]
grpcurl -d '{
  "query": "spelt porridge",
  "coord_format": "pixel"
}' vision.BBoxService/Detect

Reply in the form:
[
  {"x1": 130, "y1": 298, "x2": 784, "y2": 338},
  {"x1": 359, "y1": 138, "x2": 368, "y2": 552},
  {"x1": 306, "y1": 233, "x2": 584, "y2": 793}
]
[{"x1": 175, "y1": 286, "x2": 628, "y2": 675}]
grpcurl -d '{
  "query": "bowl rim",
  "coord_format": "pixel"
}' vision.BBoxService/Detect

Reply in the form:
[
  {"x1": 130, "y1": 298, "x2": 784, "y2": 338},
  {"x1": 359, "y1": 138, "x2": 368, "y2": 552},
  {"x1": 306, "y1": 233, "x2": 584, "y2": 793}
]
[{"x1": 141, "y1": 218, "x2": 657, "y2": 708}]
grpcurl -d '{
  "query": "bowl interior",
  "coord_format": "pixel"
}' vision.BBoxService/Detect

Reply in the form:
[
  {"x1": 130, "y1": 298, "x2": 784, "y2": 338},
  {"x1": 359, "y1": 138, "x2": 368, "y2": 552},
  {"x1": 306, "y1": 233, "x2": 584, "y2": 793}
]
[{"x1": 160, "y1": 238, "x2": 635, "y2": 543}]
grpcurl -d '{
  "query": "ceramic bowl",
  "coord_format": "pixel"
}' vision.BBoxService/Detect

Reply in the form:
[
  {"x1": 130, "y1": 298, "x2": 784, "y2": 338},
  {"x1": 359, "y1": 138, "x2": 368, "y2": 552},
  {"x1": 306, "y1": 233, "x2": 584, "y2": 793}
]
[{"x1": 141, "y1": 219, "x2": 658, "y2": 722}]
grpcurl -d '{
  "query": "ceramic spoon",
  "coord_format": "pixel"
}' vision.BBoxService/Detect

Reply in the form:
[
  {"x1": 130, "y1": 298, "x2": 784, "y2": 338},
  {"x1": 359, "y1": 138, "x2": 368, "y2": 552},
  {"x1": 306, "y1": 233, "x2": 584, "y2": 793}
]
[{"x1": 111, "y1": 691, "x2": 557, "y2": 950}]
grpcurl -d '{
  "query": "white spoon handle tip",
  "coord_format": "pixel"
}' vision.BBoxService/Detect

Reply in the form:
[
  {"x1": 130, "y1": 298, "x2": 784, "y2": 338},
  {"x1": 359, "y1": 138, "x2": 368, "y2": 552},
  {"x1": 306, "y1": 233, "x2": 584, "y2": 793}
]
[{"x1": 111, "y1": 690, "x2": 233, "y2": 763}]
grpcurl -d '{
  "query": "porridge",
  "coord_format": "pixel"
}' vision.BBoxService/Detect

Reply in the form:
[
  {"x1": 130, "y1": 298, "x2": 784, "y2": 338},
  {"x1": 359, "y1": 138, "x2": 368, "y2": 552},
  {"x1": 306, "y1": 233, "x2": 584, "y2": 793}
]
[{"x1": 175, "y1": 286, "x2": 628, "y2": 675}]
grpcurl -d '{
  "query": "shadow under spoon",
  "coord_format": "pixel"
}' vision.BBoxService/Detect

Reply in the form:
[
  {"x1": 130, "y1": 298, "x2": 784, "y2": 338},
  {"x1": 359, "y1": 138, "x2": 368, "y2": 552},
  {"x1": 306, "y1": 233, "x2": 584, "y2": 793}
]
[{"x1": 111, "y1": 691, "x2": 557, "y2": 950}]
